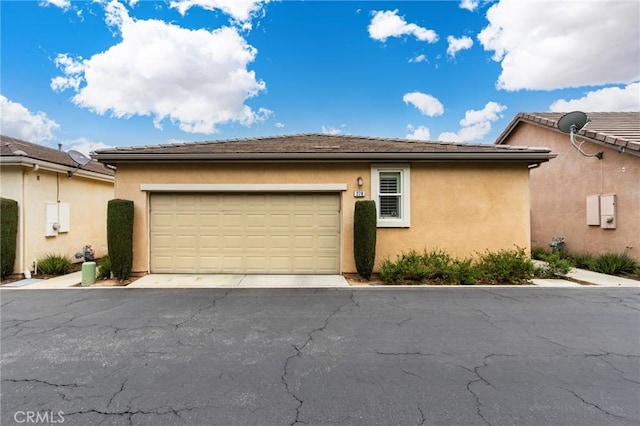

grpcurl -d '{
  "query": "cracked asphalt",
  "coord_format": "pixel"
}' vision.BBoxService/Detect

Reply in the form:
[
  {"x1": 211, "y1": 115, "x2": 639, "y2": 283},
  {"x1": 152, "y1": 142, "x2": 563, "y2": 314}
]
[{"x1": 1, "y1": 288, "x2": 639, "y2": 426}]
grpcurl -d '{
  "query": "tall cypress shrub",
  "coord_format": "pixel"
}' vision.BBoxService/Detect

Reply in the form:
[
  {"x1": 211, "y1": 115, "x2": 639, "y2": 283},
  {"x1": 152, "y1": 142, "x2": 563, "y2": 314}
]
[
  {"x1": 1, "y1": 198, "x2": 19, "y2": 279},
  {"x1": 107, "y1": 199, "x2": 134, "y2": 280},
  {"x1": 354, "y1": 200, "x2": 377, "y2": 279}
]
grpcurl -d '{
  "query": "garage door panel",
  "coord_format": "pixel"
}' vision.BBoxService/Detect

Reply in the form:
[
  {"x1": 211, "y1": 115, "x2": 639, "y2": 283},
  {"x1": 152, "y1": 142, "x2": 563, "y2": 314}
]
[{"x1": 150, "y1": 193, "x2": 340, "y2": 274}]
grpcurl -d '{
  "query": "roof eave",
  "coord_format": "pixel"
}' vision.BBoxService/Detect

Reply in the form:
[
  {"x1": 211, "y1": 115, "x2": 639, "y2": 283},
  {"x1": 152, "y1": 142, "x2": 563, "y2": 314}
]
[
  {"x1": 0, "y1": 156, "x2": 115, "y2": 182},
  {"x1": 93, "y1": 151, "x2": 556, "y2": 165},
  {"x1": 496, "y1": 114, "x2": 640, "y2": 157}
]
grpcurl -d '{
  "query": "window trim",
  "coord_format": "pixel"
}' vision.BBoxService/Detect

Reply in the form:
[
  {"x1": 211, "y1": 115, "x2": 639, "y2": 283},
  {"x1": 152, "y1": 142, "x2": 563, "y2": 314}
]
[{"x1": 371, "y1": 163, "x2": 411, "y2": 228}]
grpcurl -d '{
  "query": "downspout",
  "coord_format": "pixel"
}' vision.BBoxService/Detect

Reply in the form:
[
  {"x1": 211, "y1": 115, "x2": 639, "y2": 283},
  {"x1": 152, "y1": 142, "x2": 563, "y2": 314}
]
[{"x1": 21, "y1": 169, "x2": 27, "y2": 274}]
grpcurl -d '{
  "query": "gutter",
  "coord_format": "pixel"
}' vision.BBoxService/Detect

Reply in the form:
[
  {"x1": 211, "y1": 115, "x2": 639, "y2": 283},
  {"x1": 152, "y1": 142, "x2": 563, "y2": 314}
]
[{"x1": 1, "y1": 157, "x2": 114, "y2": 183}]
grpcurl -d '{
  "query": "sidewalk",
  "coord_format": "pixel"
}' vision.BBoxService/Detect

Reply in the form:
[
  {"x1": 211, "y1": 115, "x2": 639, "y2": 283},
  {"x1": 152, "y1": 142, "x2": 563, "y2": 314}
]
[
  {"x1": 9, "y1": 271, "x2": 83, "y2": 289},
  {"x1": 2, "y1": 268, "x2": 638, "y2": 289},
  {"x1": 565, "y1": 268, "x2": 640, "y2": 287}
]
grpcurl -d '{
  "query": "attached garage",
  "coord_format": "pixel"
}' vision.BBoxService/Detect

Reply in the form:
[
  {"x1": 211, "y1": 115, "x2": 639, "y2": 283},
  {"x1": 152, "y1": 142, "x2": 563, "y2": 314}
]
[{"x1": 149, "y1": 192, "x2": 341, "y2": 274}]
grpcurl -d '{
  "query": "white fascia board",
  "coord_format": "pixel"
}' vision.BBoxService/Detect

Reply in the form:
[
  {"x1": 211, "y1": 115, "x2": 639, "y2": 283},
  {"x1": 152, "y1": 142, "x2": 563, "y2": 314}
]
[{"x1": 140, "y1": 183, "x2": 348, "y2": 192}]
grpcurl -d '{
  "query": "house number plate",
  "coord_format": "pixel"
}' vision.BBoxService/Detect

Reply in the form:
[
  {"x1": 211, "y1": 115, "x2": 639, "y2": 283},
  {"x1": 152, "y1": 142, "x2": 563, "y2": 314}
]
[{"x1": 354, "y1": 191, "x2": 366, "y2": 198}]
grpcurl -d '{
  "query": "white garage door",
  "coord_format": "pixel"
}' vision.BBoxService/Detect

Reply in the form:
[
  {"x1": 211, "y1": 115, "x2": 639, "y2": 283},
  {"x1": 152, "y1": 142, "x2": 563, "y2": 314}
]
[{"x1": 149, "y1": 193, "x2": 341, "y2": 274}]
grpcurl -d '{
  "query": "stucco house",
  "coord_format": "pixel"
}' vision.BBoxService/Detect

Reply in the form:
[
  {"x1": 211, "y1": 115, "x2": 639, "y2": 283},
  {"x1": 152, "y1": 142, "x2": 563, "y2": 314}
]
[
  {"x1": 496, "y1": 112, "x2": 640, "y2": 261},
  {"x1": 93, "y1": 134, "x2": 554, "y2": 275},
  {"x1": 0, "y1": 135, "x2": 115, "y2": 275}
]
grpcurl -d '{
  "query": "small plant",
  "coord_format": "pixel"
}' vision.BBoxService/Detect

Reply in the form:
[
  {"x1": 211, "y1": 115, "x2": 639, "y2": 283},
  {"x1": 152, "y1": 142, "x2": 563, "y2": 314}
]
[
  {"x1": 477, "y1": 246, "x2": 534, "y2": 284},
  {"x1": 37, "y1": 254, "x2": 72, "y2": 276},
  {"x1": 589, "y1": 253, "x2": 637, "y2": 275},
  {"x1": 534, "y1": 251, "x2": 573, "y2": 278},
  {"x1": 422, "y1": 249, "x2": 455, "y2": 281},
  {"x1": 448, "y1": 258, "x2": 480, "y2": 285},
  {"x1": 97, "y1": 255, "x2": 112, "y2": 280},
  {"x1": 531, "y1": 246, "x2": 548, "y2": 261},
  {"x1": 569, "y1": 253, "x2": 595, "y2": 269},
  {"x1": 380, "y1": 251, "x2": 430, "y2": 284}
]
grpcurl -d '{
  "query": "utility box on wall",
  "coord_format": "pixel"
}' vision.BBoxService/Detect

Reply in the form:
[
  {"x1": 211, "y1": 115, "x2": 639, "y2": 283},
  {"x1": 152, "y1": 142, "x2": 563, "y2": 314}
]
[
  {"x1": 586, "y1": 195, "x2": 600, "y2": 225},
  {"x1": 600, "y1": 194, "x2": 616, "y2": 229}
]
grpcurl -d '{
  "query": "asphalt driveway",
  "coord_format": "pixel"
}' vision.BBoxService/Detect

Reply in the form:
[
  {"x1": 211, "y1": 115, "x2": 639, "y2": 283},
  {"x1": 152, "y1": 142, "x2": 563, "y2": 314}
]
[{"x1": 1, "y1": 288, "x2": 639, "y2": 425}]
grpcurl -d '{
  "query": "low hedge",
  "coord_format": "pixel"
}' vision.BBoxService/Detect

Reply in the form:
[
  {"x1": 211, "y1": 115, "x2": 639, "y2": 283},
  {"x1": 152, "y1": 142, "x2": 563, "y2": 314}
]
[{"x1": 380, "y1": 247, "x2": 535, "y2": 285}]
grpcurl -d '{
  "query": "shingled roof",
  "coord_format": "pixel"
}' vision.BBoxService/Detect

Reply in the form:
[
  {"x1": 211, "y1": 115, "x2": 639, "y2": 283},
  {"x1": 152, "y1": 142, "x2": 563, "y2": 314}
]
[
  {"x1": 93, "y1": 133, "x2": 554, "y2": 166},
  {"x1": 0, "y1": 135, "x2": 115, "y2": 177},
  {"x1": 495, "y1": 112, "x2": 640, "y2": 156}
]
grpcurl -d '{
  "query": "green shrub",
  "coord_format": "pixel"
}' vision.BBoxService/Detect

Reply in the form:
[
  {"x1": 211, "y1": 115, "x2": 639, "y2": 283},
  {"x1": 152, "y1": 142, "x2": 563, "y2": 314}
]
[
  {"x1": 570, "y1": 253, "x2": 595, "y2": 269},
  {"x1": 477, "y1": 247, "x2": 534, "y2": 284},
  {"x1": 1, "y1": 198, "x2": 19, "y2": 279},
  {"x1": 589, "y1": 253, "x2": 637, "y2": 275},
  {"x1": 422, "y1": 249, "x2": 454, "y2": 280},
  {"x1": 107, "y1": 199, "x2": 134, "y2": 280},
  {"x1": 448, "y1": 258, "x2": 481, "y2": 285},
  {"x1": 37, "y1": 253, "x2": 72, "y2": 276},
  {"x1": 531, "y1": 246, "x2": 548, "y2": 261},
  {"x1": 534, "y1": 251, "x2": 573, "y2": 278},
  {"x1": 380, "y1": 249, "x2": 480, "y2": 285},
  {"x1": 353, "y1": 200, "x2": 377, "y2": 280},
  {"x1": 97, "y1": 255, "x2": 112, "y2": 280}
]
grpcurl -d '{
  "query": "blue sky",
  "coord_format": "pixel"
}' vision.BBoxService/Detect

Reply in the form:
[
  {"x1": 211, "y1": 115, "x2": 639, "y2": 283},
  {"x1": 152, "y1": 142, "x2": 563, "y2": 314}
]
[{"x1": 1, "y1": 0, "x2": 639, "y2": 154}]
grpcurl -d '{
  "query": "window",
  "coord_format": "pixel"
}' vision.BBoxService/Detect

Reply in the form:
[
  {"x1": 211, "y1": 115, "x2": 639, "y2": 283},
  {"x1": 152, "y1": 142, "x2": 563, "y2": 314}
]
[{"x1": 371, "y1": 164, "x2": 410, "y2": 227}]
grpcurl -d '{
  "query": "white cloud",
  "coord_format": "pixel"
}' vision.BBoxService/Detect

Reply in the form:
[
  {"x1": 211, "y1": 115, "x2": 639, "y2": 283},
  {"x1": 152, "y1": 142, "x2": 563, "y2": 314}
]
[
  {"x1": 460, "y1": 0, "x2": 479, "y2": 12},
  {"x1": 460, "y1": 101, "x2": 506, "y2": 126},
  {"x1": 169, "y1": 0, "x2": 268, "y2": 26},
  {"x1": 438, "y1": 101, "x2": 506, "y2": 142},
  {"x1": 64, "y1": 137, "x2": 114, "y2": 156},
  {"x1": 321, "y1": 126, "x2": 340, "y2": 135},
  {"x1": 406, "y1": 125, "x2": 431, "y2": 141},
  {"x1": 403, "y1": 92, "x2": 444, "y2": 117},
  {"x1": 40, "y1": 0, "x2": 71, "y2": 10},
  {"x1": 478, "y1": 0, "x2": 640, "y2": 91},
  {"x1": 321, "y1": 126, "x2": 344, "y2": 135},
  {"x1": 275, "y1": 122, "x2": 285, "y2": 128},
  {"x1": 51, "y1": 1, "x2": 269, "y2": 134},
  {"x1": 0, "y1": 95, "x2": 59, "y2": 143},
  {"x1": 368, "y1": 10, "x2": 438, "y2": 43},
  {"x1": 409, "y1": 54, "x2": 427, "y2": 63},
  {"x1": 549, "y1": 82, "x2": 640, "y2": 112},
  {"x1": 446, "y1": 35, "x2": 473, "y2": 58}
]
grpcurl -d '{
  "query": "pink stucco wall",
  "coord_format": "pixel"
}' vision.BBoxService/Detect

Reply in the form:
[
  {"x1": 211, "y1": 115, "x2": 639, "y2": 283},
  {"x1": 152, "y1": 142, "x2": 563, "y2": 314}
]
[{"x1": 505, "y1": 123, "x2": 640, "y2": 260}]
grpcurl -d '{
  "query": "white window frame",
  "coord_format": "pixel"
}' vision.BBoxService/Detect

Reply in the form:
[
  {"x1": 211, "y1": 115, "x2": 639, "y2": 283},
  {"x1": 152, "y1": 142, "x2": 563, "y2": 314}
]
[{"x1": 371, "y1": 163, "x2": 410, "y2": 228}]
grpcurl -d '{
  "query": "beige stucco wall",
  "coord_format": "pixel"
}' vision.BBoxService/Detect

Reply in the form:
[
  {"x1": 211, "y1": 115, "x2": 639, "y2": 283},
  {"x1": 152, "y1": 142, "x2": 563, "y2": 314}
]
[
  {"x1": 0, "y1": 165, "x2": 114, "y2": 273},
  {"x1": 115, "y1": 161, "x2": 531, "y2": 274},
  {"x1": 505, "y1": 123, "x2": 640, "y2": 261}
]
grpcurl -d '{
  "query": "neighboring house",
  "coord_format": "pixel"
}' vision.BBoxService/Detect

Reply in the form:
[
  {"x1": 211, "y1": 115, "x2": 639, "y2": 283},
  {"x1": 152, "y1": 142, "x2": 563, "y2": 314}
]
[
  {"x1": 0, "y1": 135, "x2": 115, "y2": 275},
  {"x1": 93, "y1": 134, "x2": 554, "y2": 275},
  {"x1": 496, "y1": 112, "x2": 640, "y2": 261}
]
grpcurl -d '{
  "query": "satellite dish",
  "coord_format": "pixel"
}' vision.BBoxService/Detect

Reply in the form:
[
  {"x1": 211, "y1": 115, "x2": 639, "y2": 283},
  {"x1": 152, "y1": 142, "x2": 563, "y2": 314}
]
[
  {"x1": 557, "y1": 111, "x2": 589, "y2": 134},
  {"x1": 556, "y1": 111, "x2": 602, "y2": 159},
  {"x1": 68, "y1": 150, "x2": 91, "y2": 166},
  {"x1": 66, "y1": 150, "x2": 92, "y2": 177}
]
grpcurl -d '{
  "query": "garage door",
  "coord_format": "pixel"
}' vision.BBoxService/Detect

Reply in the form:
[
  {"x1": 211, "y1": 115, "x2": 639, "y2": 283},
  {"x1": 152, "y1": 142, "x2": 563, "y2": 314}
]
[{"x1": 150, "y1": 193, "x2": 340, "y2": 274}]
